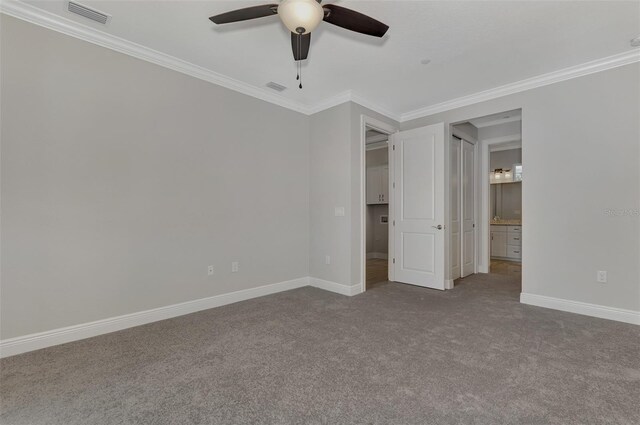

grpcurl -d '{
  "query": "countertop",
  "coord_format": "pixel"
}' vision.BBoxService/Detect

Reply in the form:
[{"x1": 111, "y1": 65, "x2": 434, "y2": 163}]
[{"x1": 490, "y1": 219, "x2": 522, "y2": 226}]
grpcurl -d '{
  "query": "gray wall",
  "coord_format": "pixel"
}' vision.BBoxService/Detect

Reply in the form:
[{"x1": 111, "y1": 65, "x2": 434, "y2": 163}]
[
  {"x1": 2, "y1": 15, "x2": 638, "y2": 341},
  {"x1": 366, "y1": 148, "x2": 388, "y2": 167},
  {"x1": 490, "y1": 148, "x2": 522, "y2": 170},
  {"x1": 1, "y1": 16, "x2": 310, "y2": 339},
  {"x1": 309, "y1": 103, "x2": 352, "y2": 285},
  {"x1": 402, "y1": 63, "x2": 640, "y2": 312},
  {"x1": 479, "y1": 121, "x2": 521, "y2": 141},
  {"x1": 308, "y1": 102, "x2": 398, "y2": 287}
]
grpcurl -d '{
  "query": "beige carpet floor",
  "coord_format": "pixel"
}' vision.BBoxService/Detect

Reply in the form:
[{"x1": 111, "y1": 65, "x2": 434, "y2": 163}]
[{"x1": 1, "y1": 271, "x2": 639, "y2": 424}]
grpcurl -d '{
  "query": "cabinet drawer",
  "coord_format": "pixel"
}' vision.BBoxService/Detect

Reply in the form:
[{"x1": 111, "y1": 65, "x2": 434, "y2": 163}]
[
  {"x1": 507, "y1": 233, "x2": 521, "y2": 246},
  {"x1": 490, "y1": 225, "x2": 507, "y2": 232},
  {"x1": 507, "y1": 245, "x2": 522, "y2": 259},
  {"x1": 507, "y1": 226, "x2": 521, "y2": 233}
]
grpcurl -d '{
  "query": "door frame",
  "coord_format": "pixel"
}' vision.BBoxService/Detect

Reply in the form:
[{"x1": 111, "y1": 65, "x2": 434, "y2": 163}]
[{"x1": 360, "y1": 115, "x2": 398, "y2": 293}]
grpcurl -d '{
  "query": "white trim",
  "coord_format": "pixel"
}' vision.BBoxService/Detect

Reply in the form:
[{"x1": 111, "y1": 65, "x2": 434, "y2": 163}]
[
  {"x1": 483, "y1": 134, "x2": 522, "y2": 146},
  {"x1": 0, "y1": 277, "x2": 310, "y2": 358},
  {"x1": 488, "y1": 139, "x2": 522, "y2": 152},
  {"x1": 309, "y1": 278, "x2": 362, "y2": 296},
  {"x1": 360, "y1": 115, "x2": 398, "y2": 294},
  {"x1": 520, "y1": 293, "x2": 640, "y2": 326},
  {"x1": 470, "y1": 114, "x2": 522, "y2": 129},
  {"x1": 351, "y1": 92, "x2": 401, "y2": 123},
  {"x1": 307, "y1": 90, "x2": 401, "y2": 122},
  {"x1": 0, "y1": 1, "x2": 398, "y2": 120},
  {"x1": 400, "y1": 50, "x2": 640, "y2": 122},
  {"x1": 3, "y1": 0, "x2": 637, "y2": 122},
  {"x1": 306, "y1": 90, "x2": 353, "y2": 115},
  {"x1": 0, "y1": 0, "x2": 311, "y2": 115},
  {"x1": 445, "y1": 279, "x2": 455, "y2": 290},
  {"x1": 366, "y1": 252, "x2": 388, "y2": 260}
]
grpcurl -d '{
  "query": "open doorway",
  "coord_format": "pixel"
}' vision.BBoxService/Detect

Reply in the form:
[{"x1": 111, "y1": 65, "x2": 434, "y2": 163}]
[
  {"x1": 488, "y1": 141, "x2": 522, "y2": 280},
  {"x1": 360, "y1": 116, "x2": 397, "y2": 292},
  {"x1": 365, "y1": 128, "x2": 390, "y2": 290},
  {"x1": 451, "y1": 109, "x2": 522, "y2": 288}
]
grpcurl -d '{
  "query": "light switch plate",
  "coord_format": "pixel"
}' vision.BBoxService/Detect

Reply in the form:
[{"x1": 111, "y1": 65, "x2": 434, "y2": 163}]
[{"x1": 334, "y1": 207, "x2": 345, "y2": 217}]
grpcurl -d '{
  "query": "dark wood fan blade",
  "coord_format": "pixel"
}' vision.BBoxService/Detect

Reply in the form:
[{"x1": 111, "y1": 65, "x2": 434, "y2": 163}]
[
  {"x1": 209, "y1": 4, "x2": 278, "y2": 24},
  {"x1": 291, "y1": 32, "x2": 311, "y2": 61},
  {"x1": 322, "y1": 5, "x2": 389, "y2": 37}
]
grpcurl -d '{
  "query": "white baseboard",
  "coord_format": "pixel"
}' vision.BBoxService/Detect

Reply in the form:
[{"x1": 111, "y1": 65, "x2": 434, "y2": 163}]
[
  {"x1": 310, "y1": 278, "x2": 362, "y2": 296},
  {"x1": 366, "y1": 252, "x2": 388, "y2": 260},
  {"x1": 520, "y1": 293, "x2": 640, "y2": 325},
  {"x1": 0, "y1": 277, "x2": 310, "y2": 358}
]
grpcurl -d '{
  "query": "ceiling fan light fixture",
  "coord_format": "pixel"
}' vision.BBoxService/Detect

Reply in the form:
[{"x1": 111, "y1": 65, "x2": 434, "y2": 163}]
[{"x1": 278, "y1": 0, "x2": 324, "y2": 34}]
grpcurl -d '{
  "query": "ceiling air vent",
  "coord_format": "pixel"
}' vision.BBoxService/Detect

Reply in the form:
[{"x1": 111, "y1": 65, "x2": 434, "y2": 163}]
[
  {"x1": 266, "y1": 82, "x2": 287, "y2": 92},
  {"x1": 67, "y1": 1, "x2": 111, "y2": 25}
]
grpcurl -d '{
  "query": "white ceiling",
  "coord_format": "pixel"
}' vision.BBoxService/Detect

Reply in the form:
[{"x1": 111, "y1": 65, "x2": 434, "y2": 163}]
[{"x1": 15, "y1": 1, "x2": 640, "y2": 118}]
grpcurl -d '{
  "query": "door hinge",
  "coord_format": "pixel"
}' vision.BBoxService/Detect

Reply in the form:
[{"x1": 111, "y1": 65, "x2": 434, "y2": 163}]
[
  {"x1": 393, "y1": 258, "x2": 395, "y2": 264},
  {"x1": 393, "y1": 220, "x2": 395, "y2": 226},
  {"x1": 393, "y1": 182, "x2": 395, "y2": 188},
  {"x1": 393, "y1": 145, "x2": 395, "y2": 151},
  {"x1": 473, "y1": 223, "x2": 475, "y2": 228}
]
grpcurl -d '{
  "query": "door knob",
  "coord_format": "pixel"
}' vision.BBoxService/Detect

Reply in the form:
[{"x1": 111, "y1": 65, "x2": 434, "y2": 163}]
[{"x1": 432, "y1": 225, "x2": 443, "y2": 230}]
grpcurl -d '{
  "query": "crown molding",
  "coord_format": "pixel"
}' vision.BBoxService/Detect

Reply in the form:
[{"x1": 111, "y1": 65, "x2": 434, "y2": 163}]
[
  {"x1": 304, "y1": 90, "x2": 401, "y2": 122},
  {"x1": 305, "y1": 90, "x2": 353, "y2": 115},
  {"x1": 400, "y1": 49, "x2": 640, "y2": 122},
  {"x1": 2, "y1": 0, "x2": 639, "y2": 124},
  {"x1": 350, "y1": 91, "x2": 402, "y2": 123},
  {"x1": 0, "y1": 0, "x2": 312, "y2": 115}
]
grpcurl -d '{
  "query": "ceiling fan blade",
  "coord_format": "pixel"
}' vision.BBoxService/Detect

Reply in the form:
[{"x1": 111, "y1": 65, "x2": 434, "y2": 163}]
[
  {"x1": 322, "y1": 5, "x2": 389, "y2": 37},
  {"x1": 291, "y1": 32, "x2": 311, "y2": 61},
  {"x1": 209, "y1": 4, "x2": 278, "y2": 24}
]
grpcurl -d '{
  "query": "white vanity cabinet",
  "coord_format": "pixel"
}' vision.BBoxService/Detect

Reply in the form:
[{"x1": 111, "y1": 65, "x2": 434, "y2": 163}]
[
  {"x1": 491, "y1": 225, "x2": 522, "y2": 260},
  {"x1": 366, "y1": 165, "x2": 389, "y2": 204}
]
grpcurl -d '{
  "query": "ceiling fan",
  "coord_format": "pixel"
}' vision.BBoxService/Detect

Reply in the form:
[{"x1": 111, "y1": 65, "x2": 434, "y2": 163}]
[{"x1": 209, "y1": 0, "x2": 389, "y2": 88}]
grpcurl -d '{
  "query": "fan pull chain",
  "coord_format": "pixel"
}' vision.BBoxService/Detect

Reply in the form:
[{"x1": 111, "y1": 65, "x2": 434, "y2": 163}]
[{"x1": 298, "y1": 33, "x2": 303, "y2": 89}]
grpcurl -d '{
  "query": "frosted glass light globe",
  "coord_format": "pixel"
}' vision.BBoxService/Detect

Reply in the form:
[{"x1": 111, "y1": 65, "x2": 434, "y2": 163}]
[{"x1": 278, "y1": 0, "x2": 324, "y2": 34}]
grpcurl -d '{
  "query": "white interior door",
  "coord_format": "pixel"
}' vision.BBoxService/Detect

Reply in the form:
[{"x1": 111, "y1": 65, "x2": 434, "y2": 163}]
[
  {"x1": 461, "y1": 141, "x2": 476, "y2": 277},
  {"x1": 392, "y1": 123, "x2": 445, "y2": 290},
  {"x1": 450, "y1": 137, "x2": 461, "y2": 280}
]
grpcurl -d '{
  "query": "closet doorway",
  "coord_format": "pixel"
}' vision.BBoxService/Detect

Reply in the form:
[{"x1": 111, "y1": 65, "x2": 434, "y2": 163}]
[
  {"x1": 450, "y1": 134, "x2": 476, "y2": 281},
  {"x1": 451, "y1": 109, "x2": 523, "y2": 286},
  {"x1": 360, "y1": 116, "x2": 397, "y2": 291},
  {"x1": 365, "y1": 128, "x2": 390, "y2": 289}
]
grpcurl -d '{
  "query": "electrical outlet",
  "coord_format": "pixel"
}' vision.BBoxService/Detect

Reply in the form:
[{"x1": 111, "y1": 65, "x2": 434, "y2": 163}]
[
  {"x1": 207, "y1": 265, "x2": 214, "y2": 276},
  {"x1": 325, "y1": 255, "x2": 331, "y2": 265},
  {"x1": 597, "y1": 271, "x2": 607, "y2": 283},
  {"x1": 232, "y1": 261, "x2": 239, "y2": 273}
]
